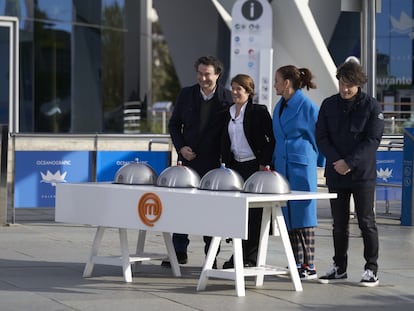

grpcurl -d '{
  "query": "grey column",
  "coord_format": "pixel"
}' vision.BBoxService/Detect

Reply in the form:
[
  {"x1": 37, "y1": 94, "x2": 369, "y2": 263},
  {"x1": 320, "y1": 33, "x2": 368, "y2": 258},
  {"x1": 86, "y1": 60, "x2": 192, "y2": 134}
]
[{"x1": 361, "y1": 0, "x2": 377, "y2": 97}]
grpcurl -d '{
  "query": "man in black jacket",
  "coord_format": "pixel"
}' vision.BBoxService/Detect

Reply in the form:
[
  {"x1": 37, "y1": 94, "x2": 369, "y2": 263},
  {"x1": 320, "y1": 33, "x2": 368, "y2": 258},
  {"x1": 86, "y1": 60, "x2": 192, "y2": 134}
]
[
  {"x1": 316, "y1": 60, "x2": 384, "y2": 287},
  {"x1": 163, "y1": 56, "x2": 232, "y2": 267}
]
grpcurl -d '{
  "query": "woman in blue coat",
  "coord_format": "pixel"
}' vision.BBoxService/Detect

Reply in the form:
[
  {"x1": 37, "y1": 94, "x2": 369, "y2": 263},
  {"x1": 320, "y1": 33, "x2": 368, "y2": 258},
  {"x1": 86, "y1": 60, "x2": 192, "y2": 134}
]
[{"x1": 272, "y1": 65, "x2": 324, "y2": 280}]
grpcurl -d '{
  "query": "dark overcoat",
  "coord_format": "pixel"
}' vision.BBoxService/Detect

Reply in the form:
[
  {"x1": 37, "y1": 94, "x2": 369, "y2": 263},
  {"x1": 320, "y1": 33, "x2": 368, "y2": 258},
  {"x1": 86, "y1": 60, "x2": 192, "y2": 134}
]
[{"x1": 168, "y1": 84, "x2": 232, "y2": 177}]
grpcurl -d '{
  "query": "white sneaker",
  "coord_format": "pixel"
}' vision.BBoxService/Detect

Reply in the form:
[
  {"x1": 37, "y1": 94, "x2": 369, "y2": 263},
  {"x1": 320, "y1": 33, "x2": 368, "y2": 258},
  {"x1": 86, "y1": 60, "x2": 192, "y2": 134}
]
[
  {"x1": 299, "y1": 267, "x2": 318, "y2": 280},
  {"x1": 359, "y1": 269, "x2": 379, "y2": 287},
  {"x1": 318, "y1": 266, "x2": 347, "y2": 284}
]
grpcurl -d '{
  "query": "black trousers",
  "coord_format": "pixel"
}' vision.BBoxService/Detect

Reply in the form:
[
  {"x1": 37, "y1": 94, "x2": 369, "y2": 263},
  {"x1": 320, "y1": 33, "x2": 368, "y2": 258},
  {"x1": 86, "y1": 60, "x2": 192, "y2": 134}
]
[
  {"x1": 230, "y1": 159, "x2": 262, "y2": 264},
  {"x1": 328, "y1": 185, "x2": 379, "y2": 273},
  {"x1": 172, "y1": 233, "x2": 219, "y2": 256}
]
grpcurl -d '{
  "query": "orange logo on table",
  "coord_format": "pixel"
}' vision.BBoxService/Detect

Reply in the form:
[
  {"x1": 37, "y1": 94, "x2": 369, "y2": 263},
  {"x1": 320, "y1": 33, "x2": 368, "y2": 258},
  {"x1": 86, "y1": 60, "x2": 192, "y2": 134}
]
[{"x1": 138, "y1": 192, "x2": 162, "y2": 227}]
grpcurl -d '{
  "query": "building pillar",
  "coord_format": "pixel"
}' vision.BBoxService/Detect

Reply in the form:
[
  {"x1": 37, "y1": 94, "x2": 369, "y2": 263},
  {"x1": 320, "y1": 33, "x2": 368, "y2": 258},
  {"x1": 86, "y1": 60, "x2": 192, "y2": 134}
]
[
  {"x1": 341, "y1": 0, "x2": 381, "y2": 97},
  {"x1": 361, "y1": 0, "x2": 378, "y2": 97}
]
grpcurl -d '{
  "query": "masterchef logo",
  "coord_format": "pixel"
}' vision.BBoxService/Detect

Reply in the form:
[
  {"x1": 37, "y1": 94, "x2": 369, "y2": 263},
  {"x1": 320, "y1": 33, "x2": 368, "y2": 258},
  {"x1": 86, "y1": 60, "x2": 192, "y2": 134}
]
[{"x1": 138, "y1": 192, "x2": 162, "y2": 227}]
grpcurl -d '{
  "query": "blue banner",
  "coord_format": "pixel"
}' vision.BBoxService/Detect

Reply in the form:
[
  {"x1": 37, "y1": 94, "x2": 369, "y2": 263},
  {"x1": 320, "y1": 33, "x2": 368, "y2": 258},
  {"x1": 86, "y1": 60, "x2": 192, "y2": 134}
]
[
  {"x1": 14, "y1": 151, "x2": 92, "y2": 208},
  {"x1": 376, "y1": 150, "x2": 403, "y2": 201},
  {"x1": 96, "y1": 151, "x2": 171, "y2": 182},
  {"x1": 402, "y1": 128, "x2": 414, "y2": 226}
]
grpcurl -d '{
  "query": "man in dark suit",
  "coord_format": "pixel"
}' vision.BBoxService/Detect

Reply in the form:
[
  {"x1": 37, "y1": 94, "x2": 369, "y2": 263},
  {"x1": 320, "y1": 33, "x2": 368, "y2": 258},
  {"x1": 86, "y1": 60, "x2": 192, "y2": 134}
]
[{"x1": 163, "y1": 56, "x2": 232, "y2": 267}]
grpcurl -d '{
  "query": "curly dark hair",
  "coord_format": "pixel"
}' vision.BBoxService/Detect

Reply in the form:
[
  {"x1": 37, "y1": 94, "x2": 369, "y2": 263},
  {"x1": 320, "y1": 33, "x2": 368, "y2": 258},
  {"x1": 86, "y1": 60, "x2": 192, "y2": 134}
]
[
  {"x1": 194, "y1": 56, "x2": 224, "y2": 77},
  {"x1": 336, "y1": 60, "x2": 368, "y2": 86}
]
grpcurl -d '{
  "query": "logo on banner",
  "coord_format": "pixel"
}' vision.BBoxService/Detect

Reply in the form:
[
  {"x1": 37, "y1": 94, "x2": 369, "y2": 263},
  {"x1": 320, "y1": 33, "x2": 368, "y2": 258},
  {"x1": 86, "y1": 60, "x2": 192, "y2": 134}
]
[
  {"x1": 138, "y1": 192, "x2": 162, "y2": 227},
  {"x1": 390, "y1": 11, "x2": 414, "y2": 39},
  {"x1": 40, "y1": 170, "x2": 68, "y2": 186},
  {"x1": 377, "y1": 168, "x2": 393, "y2": 182}
]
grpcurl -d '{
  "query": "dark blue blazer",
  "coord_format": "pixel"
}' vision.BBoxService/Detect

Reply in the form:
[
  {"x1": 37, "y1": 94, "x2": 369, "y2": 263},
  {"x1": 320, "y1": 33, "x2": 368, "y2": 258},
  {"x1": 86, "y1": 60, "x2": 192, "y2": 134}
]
[
  {"x1": 316, "y1": 90, "x2": 384, "y2": 187},
  {"x1": 168, "y1": 83, "x2": 232, "y2": 177}
]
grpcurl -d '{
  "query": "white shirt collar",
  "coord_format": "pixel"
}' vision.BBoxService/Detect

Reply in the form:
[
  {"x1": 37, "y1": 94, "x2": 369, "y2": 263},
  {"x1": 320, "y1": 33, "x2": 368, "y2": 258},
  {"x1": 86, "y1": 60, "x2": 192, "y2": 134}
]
[
  {"x1": 200, "y1": 86, "x2": 217, "y2": 101},
  {"x1": 230, "y1": 101, "x2": 248, "y2": 121}
]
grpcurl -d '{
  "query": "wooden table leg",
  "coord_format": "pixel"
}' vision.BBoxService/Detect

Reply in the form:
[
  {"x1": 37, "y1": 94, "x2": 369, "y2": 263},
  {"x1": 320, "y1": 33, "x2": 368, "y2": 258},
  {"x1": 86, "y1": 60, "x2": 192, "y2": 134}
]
[
  {"x1": 132, "y1": 229, "x2": 146, "y2": 272},
  {"x1": 83, "y1": 226, "x2": 105, "y2": 278},
  {"x1": 273, "y1": 206, "x2": 303, "y2": 291},
  {"x1": 162, "y1": 232, "x2": 181, "y2": 277},
  {"x1": 232, "y1": 238, "x2": 246, "y2": 297},
  {"x1": 196, "y1": 236, "x2": 221, "y2": 291},
  {"x1": 119, "y1": 228, "x2": 133, "y2": 282},
  {"x1": 197, "y1": 237, "x2": 246, "y2": 296},
  {"x1": 255, "y1": 207, "x2": 271, "y2": 286}
]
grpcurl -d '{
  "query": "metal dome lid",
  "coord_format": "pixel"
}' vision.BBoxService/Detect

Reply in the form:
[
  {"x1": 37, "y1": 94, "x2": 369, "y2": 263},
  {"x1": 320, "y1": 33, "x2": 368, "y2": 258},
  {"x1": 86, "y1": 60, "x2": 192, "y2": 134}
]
[
  {"x1": 243, "y1": 166, "x2": 291, "y2": 194},
  {"x1": 156, "y1": 161, "x2": 201, "y2": 188},
  {"x1": 199, "y1": 163, "x2": 244, "y2": 191},
  {"x1": 113, "y1": 158, "x2": 158, "y2": 185}
]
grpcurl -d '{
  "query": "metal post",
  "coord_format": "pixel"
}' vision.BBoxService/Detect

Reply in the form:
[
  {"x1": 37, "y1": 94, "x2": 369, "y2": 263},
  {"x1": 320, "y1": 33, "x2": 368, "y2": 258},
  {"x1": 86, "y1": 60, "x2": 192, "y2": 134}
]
[
  {"x1": 162, "y1": 111, "x2": 166, "y2": 134},
  {"x1": 361, "y1": 0, "x2": 377, "y2": 98},
  {"x1": 0, "y1": 125, "x2": 8, "y2": 225},
  {"x1": 140, "y1": 0, "x2": 152, "y2": 118},
  {"x1": 0, "y1": 17, "x2": 19, "y2": 225}
]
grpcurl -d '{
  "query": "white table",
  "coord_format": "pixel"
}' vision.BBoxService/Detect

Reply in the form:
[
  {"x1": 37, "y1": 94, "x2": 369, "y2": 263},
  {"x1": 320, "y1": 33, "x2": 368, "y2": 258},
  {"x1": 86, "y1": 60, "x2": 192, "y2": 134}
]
[{"x1": 55, "y1": 182, "x2": 335, "y2": 296}]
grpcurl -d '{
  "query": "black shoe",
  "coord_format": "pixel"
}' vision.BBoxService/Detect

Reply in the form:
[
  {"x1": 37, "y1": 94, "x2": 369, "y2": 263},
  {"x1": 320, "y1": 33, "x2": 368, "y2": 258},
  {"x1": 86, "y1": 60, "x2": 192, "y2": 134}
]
[
  {"x1": 299, "y1": 266, "x2": 318, "y2": 280},
  {"x1": 244, "y1": 261, "x2": 256, "y2": 268},
  {"x1": 318, "y1": 266, "x2": 347, "y2": 284},
  {"x1": 161, "y1": 260, "x2": 171, "y2": 267},
  {"x1": 161, "y1": 251, "x2": 188, "y2": 267},
  {"x1": 223, "y1": 258, "x2": 234, "y2": 269},
  {"x1": 359, "y1": 269, "x2": 379, "y2": 287},
  {"x1": 222, "y1": 258, "x2": 255, "y2": 269},
  {"x1": 176, "y1": 252, "x2": 188, "y2": 264}
]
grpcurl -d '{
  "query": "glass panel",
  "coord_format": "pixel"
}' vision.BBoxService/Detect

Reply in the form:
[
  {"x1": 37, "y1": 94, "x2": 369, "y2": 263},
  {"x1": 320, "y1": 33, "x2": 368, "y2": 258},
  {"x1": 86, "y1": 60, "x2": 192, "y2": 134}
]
[
  {"x1": 103, "y1": 0, "x2": 124, "y2": 8},
  {"x1": 101, "y1": 1, "x2": 125, "y2": 132},
  {"x1": 377, "y1": 37, "x2": 412, "y2": 88},
  {"x1": 377, "y1": 0, "x2": 414, "y2": 133},
  {"x1": 0, "y1": 1, "x2": 35, "y2": 131},
  {"x1": 377, "y1": 0, "x2": 413, "y2": 86},
  {"x1": 0, "y1": 26, "x2": 10, "y2": 124},
  {"x1": 36, "y1": 0, "x2": 71, "y2": 24},
  {"x1": 19, "y1": 20, "x2": 34, "y2": 132},
  {"x1": 0, "y1": 0, "x2": 22, "y2": 16},
  {"x1": 34, "y1": 1, "x2": 72, "y2": 132},
  {"x1": 2, "y1": 0, "x2": 151, "y2": 134}
]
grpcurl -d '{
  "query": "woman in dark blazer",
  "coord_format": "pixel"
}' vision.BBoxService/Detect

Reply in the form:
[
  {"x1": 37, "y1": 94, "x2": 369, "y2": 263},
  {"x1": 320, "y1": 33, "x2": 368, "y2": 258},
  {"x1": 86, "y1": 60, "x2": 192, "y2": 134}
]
[{"x1": 221, "y1": 74, "x2": 275, "y2": 268}]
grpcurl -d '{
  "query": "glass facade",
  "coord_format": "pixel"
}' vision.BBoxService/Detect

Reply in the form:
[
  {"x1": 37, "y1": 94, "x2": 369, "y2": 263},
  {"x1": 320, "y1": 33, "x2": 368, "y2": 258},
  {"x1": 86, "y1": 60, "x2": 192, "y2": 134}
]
[
  {"x1": 377, "y1": 0, "x2": 414, "y2": 132},
  {"x1": 377, "y1": 0, "x2": 413, "y2": 94},
  {"x1": 1, "y1": 1, "x2": 414, "y2": 134},
  {"x1": 329, "y1": 0, "x2": 414, "y2": 133},
  {"x1": 0, "y1": 0, "x2": 146, "y2": 133}
]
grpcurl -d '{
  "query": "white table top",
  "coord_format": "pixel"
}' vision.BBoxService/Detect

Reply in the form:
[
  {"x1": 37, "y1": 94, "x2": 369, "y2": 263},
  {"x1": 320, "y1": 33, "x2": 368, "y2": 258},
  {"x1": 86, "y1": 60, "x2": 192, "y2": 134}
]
[
  {"x1": 68, "y1": 181, "x2": 335, "y2": 201},
  {"x1": 55, "y1": 182, "x2": 336, "y2": 239}
]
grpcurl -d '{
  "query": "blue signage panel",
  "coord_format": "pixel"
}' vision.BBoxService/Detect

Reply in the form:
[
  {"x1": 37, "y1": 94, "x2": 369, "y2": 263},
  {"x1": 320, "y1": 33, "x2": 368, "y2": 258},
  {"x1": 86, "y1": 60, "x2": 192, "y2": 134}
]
[
  {"x1": 14, "y1": 151, "x2": 92, "y2": 208},
  {"x1": 376, "y1": 150, "x2": 403, "y2": 201},
  {"x1": 96, "y1": 151, "x2": 171, "y2": 182},
  {"x1": 402, "y1": 128, "x2": 414, "y2": 226}
]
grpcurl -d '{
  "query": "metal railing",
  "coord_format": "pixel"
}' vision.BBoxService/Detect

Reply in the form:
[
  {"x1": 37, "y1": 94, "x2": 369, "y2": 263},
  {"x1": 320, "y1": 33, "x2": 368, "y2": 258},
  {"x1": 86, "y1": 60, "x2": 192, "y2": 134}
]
[
  {"x1": 381, "y1": 102, "x2": 414, "y2": 134},
  {"x1": 1, "y1": 133, "x2": 173, "y2": 224}
]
